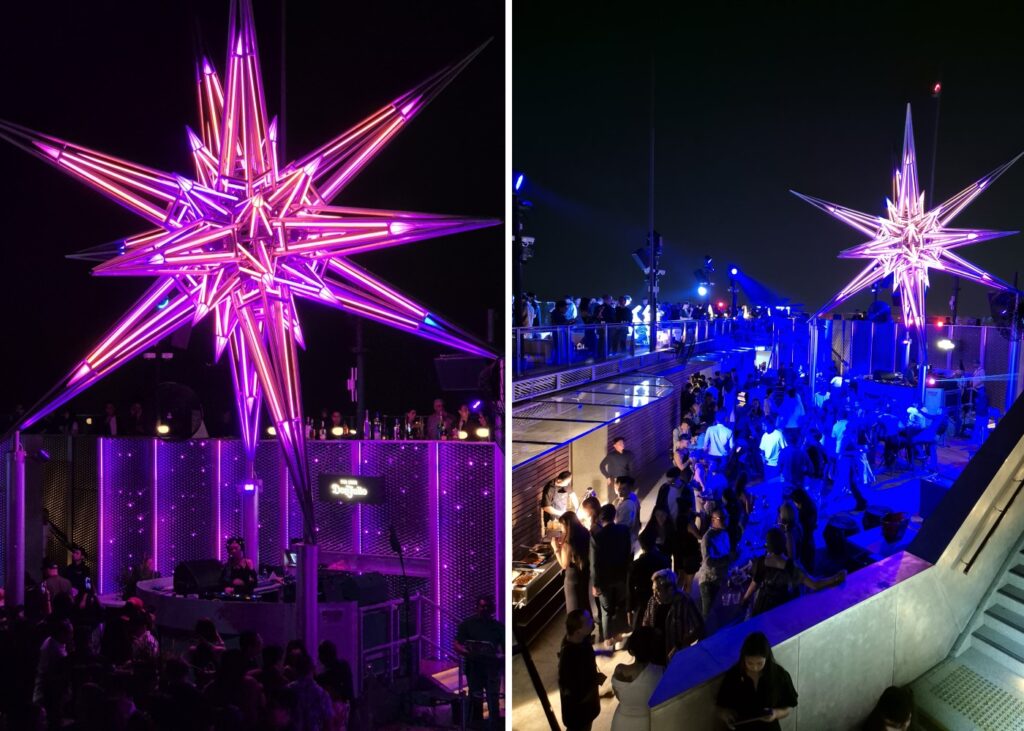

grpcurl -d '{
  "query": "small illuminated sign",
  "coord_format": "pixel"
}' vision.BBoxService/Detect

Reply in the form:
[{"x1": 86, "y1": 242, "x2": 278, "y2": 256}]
[{"x1": 318, "y1": 474, "x2": 383, "y2": 504}]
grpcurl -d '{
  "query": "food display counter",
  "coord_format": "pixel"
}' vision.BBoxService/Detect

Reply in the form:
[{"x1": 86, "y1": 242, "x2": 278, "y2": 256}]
[{"x1": 511, "y1": 543, "x2": 564, "y2": 645}]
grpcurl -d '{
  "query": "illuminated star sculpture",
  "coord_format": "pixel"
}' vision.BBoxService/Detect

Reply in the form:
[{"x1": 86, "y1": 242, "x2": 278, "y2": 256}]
[
  {"x1": 0, "y1": 1, "x2": 497, "y2": 541},
  {"x1": 792, "y1": 104, "x2": 1020, "y2": 357}
]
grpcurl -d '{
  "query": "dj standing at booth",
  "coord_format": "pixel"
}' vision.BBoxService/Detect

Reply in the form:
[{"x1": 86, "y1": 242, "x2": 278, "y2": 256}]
[{"x1": 221, "y1": 537, "x2": 258, "y2": 596}]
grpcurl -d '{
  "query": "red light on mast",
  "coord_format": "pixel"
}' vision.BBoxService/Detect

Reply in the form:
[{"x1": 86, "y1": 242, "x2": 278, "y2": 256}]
[{"x1": 932, "y1": 82, "x2": 942, "y2": 96}]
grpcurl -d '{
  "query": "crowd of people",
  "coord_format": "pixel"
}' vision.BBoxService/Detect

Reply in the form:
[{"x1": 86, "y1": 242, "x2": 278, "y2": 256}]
[
  {"x1": 539, "y1": 359, "x2": 957, "y2": 729},
  {"x1": 517, "y1": 293, "x2": 721, "y2": 328},
  {"x1": 0, "y1": 546, "x2": 354, "y2": 730}
]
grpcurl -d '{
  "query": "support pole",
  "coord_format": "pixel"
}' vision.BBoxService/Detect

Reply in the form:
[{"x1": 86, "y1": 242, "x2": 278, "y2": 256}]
[
  {"x1": 808, "y1": 320, "x2": 819, "y2": 391},
  {"x1": 1007, "y1": 273, "x2": 1022, "y2": 412},
  {"x1": 5, "y1": 432, "x2": 26, "y2": 610},
  {"x1": 297, "y1": 542, "x2": 319, "y2": 655},
  {"x1": 354, "y1": 319, "x2": 366, "y2": 437}
]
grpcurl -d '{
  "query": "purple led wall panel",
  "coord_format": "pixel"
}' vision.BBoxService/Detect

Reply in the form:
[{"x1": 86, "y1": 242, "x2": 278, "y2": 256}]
[
  {"x1": 254, "y1": 440, "x2": 288, "y2": 565},
  {"x1": 3, "y1": 0, "x2": 498, "y2": 550},
  {"x1": 218, "y1": 440, "x2": 250, "y2": 556},
  {"x1": 359, "y1": 442, "x2": 431, "y2": 558},
  {"x1": 156, "y1": 440, "x2": 217, "y2": 573},
  {"x1": 99, "y1": 438, "x2": 153, "y2": 594},
  {"x1": 437, "y1": 443, "x2": 499, "y2": 653},
  {"x1": 0, "y1": 436, "x2": 9, "y2": 586},
  {"x1": 308, "y1": 441, "x2": 357, "y2": 553}
]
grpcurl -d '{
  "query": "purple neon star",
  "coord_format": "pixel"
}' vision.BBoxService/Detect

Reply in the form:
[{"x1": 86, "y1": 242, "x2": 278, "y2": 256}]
[{"x1": 792, "y1": 104, "x2": 1020, "y2": 353}]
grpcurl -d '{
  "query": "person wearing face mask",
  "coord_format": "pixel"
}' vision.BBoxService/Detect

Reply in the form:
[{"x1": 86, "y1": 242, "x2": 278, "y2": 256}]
[{"x1": 716, "y1": 631, "x2": 798, "y2": 730}]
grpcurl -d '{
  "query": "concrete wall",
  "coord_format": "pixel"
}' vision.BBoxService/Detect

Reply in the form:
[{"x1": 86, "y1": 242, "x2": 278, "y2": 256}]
[
  {"x1": 571, "y1": 425, "x2": 609, "y2": 501},
  {"x1": 651, "y1": 428, "x2": 1024, "y2": 729}
]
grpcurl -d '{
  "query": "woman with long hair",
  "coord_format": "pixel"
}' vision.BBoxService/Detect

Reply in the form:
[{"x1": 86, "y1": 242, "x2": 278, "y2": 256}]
[
  {"x1": 610, "y1": 626, "x2": 666, "y2": 731},
  {"x1": 716, "y1": 631, "x2": 798, "y2": 730},
  {"x1": 551, "y1": 511, "x2": 592, "y2": 614}
]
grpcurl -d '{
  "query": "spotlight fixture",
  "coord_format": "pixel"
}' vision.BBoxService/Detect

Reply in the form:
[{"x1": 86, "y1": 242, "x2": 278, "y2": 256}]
[
  {"x1": 475, "y1": 427, "x2": 490, "y2": 439},
  {"x1": 156, "y1": 423, "x2": 170, "y2": 435},
  {"x1": 266, "y1": 425, "x2": 277, "y2": 436},
  {"x1": 937, "y1": 338, "x2": 955, "y2": 351},
  {"x1": 698, "y1": 285, "x2": 708, "y2": 297},
  {"x1": 330, "y1": 426, "x2": 344, "y2": 437},
  {"x1": 730, "y1": 267, "x2": 738, "y2": 276},
  {"x1": 514, "y1": 172, "x2": 524, "y2": 192},
  {"x1": 456, "y1": 430, "x2": 469, "y2": 440}
]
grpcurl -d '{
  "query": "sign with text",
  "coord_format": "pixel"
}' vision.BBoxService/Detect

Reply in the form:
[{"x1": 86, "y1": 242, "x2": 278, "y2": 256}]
[{"x1": 318, "y1": 474, "x2": 383, "y2": 504}]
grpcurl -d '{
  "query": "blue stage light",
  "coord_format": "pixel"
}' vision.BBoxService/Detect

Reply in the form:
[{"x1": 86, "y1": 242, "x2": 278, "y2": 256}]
[
  {"x1": 514, "y1": 173, "x2": 524, "y2": 191},
  {"x1": 730, "y1": 267, "x2": 738, "y2": 276},
  {"x1": 698, "y1": 285, "x2": 708, "y2": 297}
]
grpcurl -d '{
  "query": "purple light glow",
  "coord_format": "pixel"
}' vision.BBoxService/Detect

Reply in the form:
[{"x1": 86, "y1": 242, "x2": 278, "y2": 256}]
[
  {"x1": 792, "y1": 104, "x2": 1021, "y2": 357},
  {"x1": 3, "y1": 1, "x2": 497, "y2": 543}
]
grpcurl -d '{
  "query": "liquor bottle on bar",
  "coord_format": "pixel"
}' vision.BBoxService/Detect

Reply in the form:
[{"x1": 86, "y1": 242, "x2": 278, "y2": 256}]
[
  {"x1": 363, "y1": 410, "x2": 371, "y2": 440},
  {"x1": 373, "y1": 412, "x2": 382, "y2": 440},
  {"x1": 392, "y1": 418, "x2": 401, "y2": 440},
  {"x1": 305, "y1": 417, "x2": 314, "y2": 440},
  {"x1": 318, "y1": 420, "x2": 326, "y2": 441}
]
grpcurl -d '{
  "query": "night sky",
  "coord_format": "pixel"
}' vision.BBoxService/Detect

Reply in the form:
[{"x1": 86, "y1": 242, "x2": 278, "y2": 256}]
[
  {"x1": 0, "y1": 1, "x2": 503, "y2": 428},
  {"x1": 514, "y1": 3, "x2": 1024, "y2": 318}
]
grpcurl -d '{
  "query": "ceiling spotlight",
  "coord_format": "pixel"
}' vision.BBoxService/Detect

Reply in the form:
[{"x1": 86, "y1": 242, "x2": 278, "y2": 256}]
[
  {"x1": 698, "y1": 285, "x2": 708, "y2": 297},
  {"x1": 937, "y1": 338, "x2": 955, "y2": 351}
]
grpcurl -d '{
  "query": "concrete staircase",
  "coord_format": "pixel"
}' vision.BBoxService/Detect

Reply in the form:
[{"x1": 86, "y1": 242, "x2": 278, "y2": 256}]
[
  {"x1": 912, "y1": 545, "x2": 1024, "y2": 730},
  {"x1": 968, "y1": 550, "x2": 1024, "y2": 676}
]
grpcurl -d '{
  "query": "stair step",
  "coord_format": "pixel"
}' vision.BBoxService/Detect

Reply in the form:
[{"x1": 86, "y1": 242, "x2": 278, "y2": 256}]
[
  {"x1": 984, "y1": 604, "x2": 1024, "y2": 645},
  {"x1": 973, "y1": 625, "x2": 1024, "y2": 669},
  {"x1": 997, "y1": 583, "x2": 1024, "y2": 607},
  {"x1": 1006, "y1": 565, "x2": 1024, "y2": 591}
]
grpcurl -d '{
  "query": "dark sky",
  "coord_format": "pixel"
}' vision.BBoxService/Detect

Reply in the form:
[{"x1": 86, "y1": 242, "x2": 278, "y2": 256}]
[
  {"x1": 514, "y1": 2, "x2": 1024, "y2": 317},
  {"x1": 0, "y1": 1, "x2": 502, "y2": 426}
]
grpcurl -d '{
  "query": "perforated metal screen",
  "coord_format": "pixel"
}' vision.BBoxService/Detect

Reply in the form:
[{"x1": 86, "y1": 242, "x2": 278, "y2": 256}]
[
  {"x1": 100, "y1": 438, "x2": 154, "y2": 594},
  {"x1": 438, "y1": 443, "x2": 499, "y2": 652},
  {"x1": 309, "y1": 441, "x2": 357, "y2": 553},
  {"x1": 359, "y1": 442, "x2": 430, "y2": 558},
  {"x1": 156, "y1": 440, "x2": 217, "y2": 574}
]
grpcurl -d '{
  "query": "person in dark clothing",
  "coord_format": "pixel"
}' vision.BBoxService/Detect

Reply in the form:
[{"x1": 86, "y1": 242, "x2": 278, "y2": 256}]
[
  {"x1": 788, "y1": 487, "x2": 818, "y2": 572},
  {"x1": 863, "y1": 686, "x2": 913, "y2": 731},
  {"x1": 61, "y1": 546, "x2": 91, "y2": 595},
  {"x1": 558, "y1": 609, "x2": 604, "y2": 731},
  {"x1": 124, "y1": 554, "x2": 160, "y2": 599},
  {"x1": 716, "y1": 631, "x2": 798, "y2": 730},
  {"x1": 590, "y1": 504, "x2": 632, "y2": 649},
  {"x1": 599, "y1": 437, "x2": 635, "y2": 503},
  {"x1": 315, "y1": 640, "x2": 354, "y2": 703},
  {"x1": 641, "y1": 569, "x2": 704, "y2": 660},
  {"x1": 551, "y1": 300, "x2": 572, "y2": 325},
  {"x1": 221, "y1": 537, "x2": 258, "y2": 596},
  {"x1": 454, "y1": 597, "x2": 504, "y2": 730},
  {"x1": 629, "y1": 532, "x2": 670, "y2": 630}
]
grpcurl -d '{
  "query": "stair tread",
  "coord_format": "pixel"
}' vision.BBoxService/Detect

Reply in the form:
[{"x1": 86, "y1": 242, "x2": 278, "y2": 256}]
[
  {"x1": 1009, "y1": 564, "x2": 1024, "y2": 578},
  {"x1": 973, "y1": 625, "x2": 1024, "y2": 664},
  {"x1": 998, "y1": 584, "x2": 1024, "y2": 605},
  {"x1": 985, "y1": 604, "x2": 1024, "y2": 634}
]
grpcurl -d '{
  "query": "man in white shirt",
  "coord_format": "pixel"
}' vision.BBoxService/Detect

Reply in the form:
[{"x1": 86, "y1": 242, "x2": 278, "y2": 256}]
[
  {"x1": 759, "y1": 421, "x2": 788, "y2": 481},
  {"x1": 831, "y1": 412, "x2": 849, "y2": 456},
  {"x1": 703, "y1": 412, "x2": 734, "y2": 471}
]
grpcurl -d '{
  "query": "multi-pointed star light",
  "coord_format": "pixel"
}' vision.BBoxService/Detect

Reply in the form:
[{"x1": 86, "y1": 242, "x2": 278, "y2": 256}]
[
  {"x1": 0, "y1": 1, "x2": 497, "y2": 541},
  {"x1": 792, "y1": 104, "x2": 1020, "y2": 357}
]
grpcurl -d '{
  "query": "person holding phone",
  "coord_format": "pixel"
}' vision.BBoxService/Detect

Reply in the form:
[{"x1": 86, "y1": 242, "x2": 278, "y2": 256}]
[{"x1": 716, "y1": 631, "x2": 797, "y2": 730}]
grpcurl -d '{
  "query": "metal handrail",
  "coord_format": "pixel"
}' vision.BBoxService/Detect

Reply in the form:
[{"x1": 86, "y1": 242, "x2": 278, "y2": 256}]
[{"x1": 962, "y1": 477, "x2": 1024, "y2": 574}]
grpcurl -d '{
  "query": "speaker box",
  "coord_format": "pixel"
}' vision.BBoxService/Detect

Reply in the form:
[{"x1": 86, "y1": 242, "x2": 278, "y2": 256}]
[
  {"x1": 173, "y1": 559, "x2": 224, "y2": 596},
  {"x1": 320, "y1": 571, "x2": 389, "y2": 605}
]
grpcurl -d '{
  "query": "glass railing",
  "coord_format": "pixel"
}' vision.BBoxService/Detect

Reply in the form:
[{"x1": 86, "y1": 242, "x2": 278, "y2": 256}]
[{"x1": 512, "y1": 318, "x2": 736, "y2": 377}]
